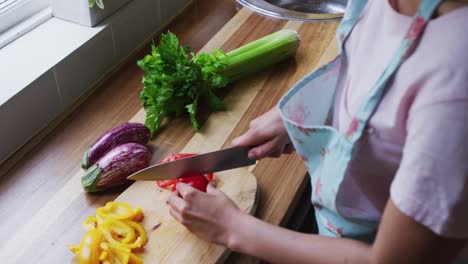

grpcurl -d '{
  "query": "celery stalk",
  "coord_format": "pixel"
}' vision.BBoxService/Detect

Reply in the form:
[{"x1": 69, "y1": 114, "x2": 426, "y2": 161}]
[{"x1": 219, "y1": 29, "x2": 300, "y2": 81}]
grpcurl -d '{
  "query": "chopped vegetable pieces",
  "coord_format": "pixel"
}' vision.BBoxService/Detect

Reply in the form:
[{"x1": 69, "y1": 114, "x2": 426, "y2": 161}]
[
  {"x1": 155, "y1": 153, "x2": 214, "y2": 192},
  {"x1": 68, "y1": 202, "x2": 146, "y2": 264}
]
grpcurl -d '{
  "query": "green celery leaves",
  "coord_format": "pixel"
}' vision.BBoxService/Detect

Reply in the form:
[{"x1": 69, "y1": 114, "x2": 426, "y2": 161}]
[{"x1": 137, "y1": 32, "x2": 229, "y2": 136}]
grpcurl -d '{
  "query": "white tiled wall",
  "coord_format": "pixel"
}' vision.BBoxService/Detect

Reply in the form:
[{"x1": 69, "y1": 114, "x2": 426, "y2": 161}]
[{"x1": 0, "y1": 0, "x2": 192, "y2": 164}]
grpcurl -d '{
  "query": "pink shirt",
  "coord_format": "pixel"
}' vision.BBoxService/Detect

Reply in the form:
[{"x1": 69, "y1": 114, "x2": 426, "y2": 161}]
[{"x1": 333, "y1": 0, "x2": 468, "y2": 244}]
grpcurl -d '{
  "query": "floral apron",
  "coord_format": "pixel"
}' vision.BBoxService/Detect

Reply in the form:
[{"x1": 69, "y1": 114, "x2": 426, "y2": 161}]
[{"x1": 278, "y1": 0, "x2": 442, "y2": 242}]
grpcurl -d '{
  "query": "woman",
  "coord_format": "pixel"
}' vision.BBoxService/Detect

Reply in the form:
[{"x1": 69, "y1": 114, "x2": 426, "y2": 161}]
[{"x1": 167, "y1": 0, "x2": 468, "y2": 262}]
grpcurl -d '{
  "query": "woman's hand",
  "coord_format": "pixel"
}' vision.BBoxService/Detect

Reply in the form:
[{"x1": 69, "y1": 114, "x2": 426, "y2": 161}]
[
  {"x1": 232, "y1": 107, "x2": 293, "y2": 160},
  {"x1": 167, "y1": 183, "x2": 244, "y2": 246}
]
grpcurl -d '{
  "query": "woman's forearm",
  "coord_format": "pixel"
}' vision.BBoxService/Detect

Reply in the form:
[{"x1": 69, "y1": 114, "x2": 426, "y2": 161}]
[
  {"x1": 227, "y1": 211, "x2": 372, "y2": 264},
  {"x1": 168, "y1": 183, "x2": 465, "y2": 263}
]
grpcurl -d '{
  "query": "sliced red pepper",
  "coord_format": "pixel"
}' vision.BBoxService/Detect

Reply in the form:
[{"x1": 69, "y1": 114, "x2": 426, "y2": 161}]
[
  {"x1": 160, "y1": 153, "x2": 195, "y2": 163},
  {"x1": 204, "y1": 173, "x2": 213, "y2": 181},
  {"x1": 155, "y1": 153, "x2": 213, "y2": 192},
  {"x1": 178, "y1": 175, "x2": 209, "y2": 192},
  {"x1": 156, "y1": 179, "x2": 179, "y2": 188}
]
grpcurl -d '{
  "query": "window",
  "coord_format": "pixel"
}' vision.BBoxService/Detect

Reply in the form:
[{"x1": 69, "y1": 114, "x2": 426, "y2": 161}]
[{"x1": 0, "y1": 0, "x2": 52, "y2": 48}]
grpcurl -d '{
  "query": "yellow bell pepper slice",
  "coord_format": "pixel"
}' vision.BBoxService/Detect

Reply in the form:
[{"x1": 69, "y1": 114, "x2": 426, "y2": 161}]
[
  {"x1": 131, "y1": 206, "x2": 144, "y2": 222},
  {"x1": 124, "y1": 220, "x2": 148, "y2": 249},
  {"x1": 100, "y1": 220, "x2": 147, "y2": 249},
  {"x1": 70, "y1": 202, "x2": 146, "y2": 264},
  {"x1": 67, "y1": 244, "x2": 81, "y2": 255},
  {"x1": 83, "y1": 216, "x2": 98, "y2": 231},
  {"x1": 97, "y1": 214, "x2": 106, "y2": 225},
  {"x1": 97, "y1": 202, "x2": 136, "y2": 220},
  {"x1": 77, "y1": 229, "x2": 104, "y2": 264},
  {"x1": 101, "y1": 242, "x2": 131, "y2": 264},
  {"x1": 100, "y1": 218, "x2": 136, "y2": 245},
  {"x1": 99, "y1": 251, "x2": 108, "y2": 261},
  {"x1": 102, "y1": 242, "x2": 132, "y2": 253},
  {"x1": 128, "y1": 252, "x2": 144, "y2": 264}
]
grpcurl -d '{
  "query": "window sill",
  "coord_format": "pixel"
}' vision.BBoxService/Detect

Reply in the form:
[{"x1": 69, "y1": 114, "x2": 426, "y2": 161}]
[
  {"x1": 0, "y1": 0, "x2": 192, "y2": 164},
  {"x1": 0, "y1": 6, "x2": 53, "y2": 49}
]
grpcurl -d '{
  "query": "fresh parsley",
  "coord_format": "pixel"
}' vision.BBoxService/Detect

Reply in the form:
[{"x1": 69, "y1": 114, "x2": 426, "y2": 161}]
[{"x1": 137, "y1": 32, "x2": 229, "y2": 135}]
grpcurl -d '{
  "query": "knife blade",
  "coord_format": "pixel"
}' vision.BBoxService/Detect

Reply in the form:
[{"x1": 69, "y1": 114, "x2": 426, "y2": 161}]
[{"x1": 127, "y1": 146, "x2": 255, "y2": 181}]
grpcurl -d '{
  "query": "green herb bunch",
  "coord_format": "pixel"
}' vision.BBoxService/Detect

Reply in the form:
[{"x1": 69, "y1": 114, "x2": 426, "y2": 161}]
[{"x1": 137, "y1": 32, "x2": 229, "y2": 136}]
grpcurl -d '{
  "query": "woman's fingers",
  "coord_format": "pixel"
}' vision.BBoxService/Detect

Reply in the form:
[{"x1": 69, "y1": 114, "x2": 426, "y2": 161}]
[
  {"x1": 232, "y1": 126, "x2": 267, "y2": 148},
  {"x1": 169, "y1": 208, "x2": 184, "y2": 223},
  {"x1": 232, "y1": 107, "x2": 292, "y2": 160},
  {"x1": 233, "y1": 127, "x2": 279, "y2": 159},
  {"x1": 167, "y1": 192, "x2": 187, "y2": 212},
  {"x1": 168, "y1": 187, "x2": 199, "y2": 225},
  {"x1": 284, "y1": 143, "x2": 295, "y2": 154},
  {"x1": 176, "y1": 182, "x2": 199, "y2": 201},
  {"x1": 231, "y1": 130, "x2": 251, "y2": 147},
  {"x1": 249, "y1": 139, "x2": 281, "y2": 159},
  {"x1": 233, "y1": 129, "x2": 270, "y2": 159},
  {"x1": 166, "y1": 181, "x2": 243, "y2": 245},
  {"x1": 206, "y1": 183, "x2": 219, "y2": 195},
  {"x1": 232, "y1": 110, "x2": 275, "y2": 148}
]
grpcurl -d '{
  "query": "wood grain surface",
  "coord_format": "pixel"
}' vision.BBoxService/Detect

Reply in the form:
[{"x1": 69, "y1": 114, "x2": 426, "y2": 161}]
[
  {"x1": 0, "y1": 0, "x2": 339, "y2": 262},
  {"x1": 71, "y1": 169, "x2": 258, "y2": 264}
]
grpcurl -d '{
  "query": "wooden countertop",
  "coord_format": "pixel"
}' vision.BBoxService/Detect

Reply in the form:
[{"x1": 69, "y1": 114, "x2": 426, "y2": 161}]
[{"x1": 0, "y1": 0, "x2": 339, "y2": 263}]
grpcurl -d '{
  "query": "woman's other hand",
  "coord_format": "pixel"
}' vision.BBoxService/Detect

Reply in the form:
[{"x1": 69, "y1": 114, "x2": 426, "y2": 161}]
[
  {"x1": 232, "y1": 107, "x2": 293, "y2": 159},
  {"x1": 167, "y1": 183, "x2": 244, "y2": 247}
]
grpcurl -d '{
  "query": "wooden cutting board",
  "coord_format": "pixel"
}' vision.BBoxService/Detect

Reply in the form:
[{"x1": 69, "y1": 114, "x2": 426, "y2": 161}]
[
  {"x1": 70, "y1": 8, "x2": 269, "y2": 264},
  {"x1": 114, "y1": 168, "x2": 257, "y2": 263},
  {"x1": 70, "y1": 168, "x2": 257, "y2": 263},
  {"x1": 69, "y1": 8, "x2": 340, "y2": 263}
]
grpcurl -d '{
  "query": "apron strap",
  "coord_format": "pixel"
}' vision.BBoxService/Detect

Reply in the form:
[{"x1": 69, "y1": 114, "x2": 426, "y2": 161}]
[
  {"x1": 323, "y1": 0, "x2": 368, "y2": 127},
  {"x1": 347, "y1": 0, "x2": 443, "y2": 144},
  {"x1": 336, "y1": 0, "x2": 369, "y2": 51}
]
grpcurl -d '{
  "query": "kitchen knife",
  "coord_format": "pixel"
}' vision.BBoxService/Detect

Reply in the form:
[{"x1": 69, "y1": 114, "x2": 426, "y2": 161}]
[{"x1": 127, "y1": 146, "x2": 255, "y2": 181}]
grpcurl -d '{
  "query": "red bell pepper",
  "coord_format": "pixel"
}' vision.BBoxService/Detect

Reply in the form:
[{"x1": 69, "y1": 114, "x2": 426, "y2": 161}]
[{"x1": 155, "y1": 153, "x2": 214, "y2": 192}]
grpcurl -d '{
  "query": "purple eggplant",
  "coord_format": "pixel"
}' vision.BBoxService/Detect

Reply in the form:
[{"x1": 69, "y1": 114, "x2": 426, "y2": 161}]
[
  {"x1": 82, "y1": 122, "x2": 150, "y2": 169},
  {"x1": 81, "y1": 143, "x2": 151, "y2": 192}
]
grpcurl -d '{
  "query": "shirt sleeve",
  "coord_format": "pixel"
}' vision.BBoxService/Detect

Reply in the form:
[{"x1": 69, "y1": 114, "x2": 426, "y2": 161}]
[{"x1": 390, "y1": 66, "x2": 468, "y2": 238}]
